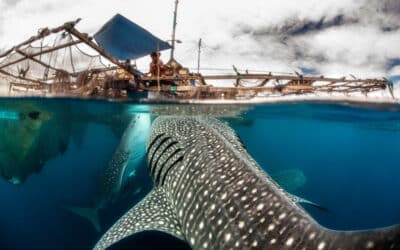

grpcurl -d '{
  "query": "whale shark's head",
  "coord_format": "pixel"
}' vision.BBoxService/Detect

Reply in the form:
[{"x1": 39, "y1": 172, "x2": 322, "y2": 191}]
[
  {"x1": 146, "y1": 116, "x2": 252, "y2": 186},
  {"x1": 146, "y1": 116, "x2": 201, "y2": 186}
]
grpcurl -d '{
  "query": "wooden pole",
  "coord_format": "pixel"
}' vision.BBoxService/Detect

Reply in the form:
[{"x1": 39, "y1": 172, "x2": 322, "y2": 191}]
[
  {"x1": 0, "y1": 19, "x2": 81, "y2": 61},
  {"x1": 170, "y1": 0, "x2": 179, "y2": 60},
  {"x1": 0, "y1": 68, "x2": 47, "y2": 85},
  {"x1": 16, "y1": 49, "x2": 67, "y2": 73},
  {"x1": 67, "y1": 27, "x2": 138, "y2": 78},
  {"x1": 157, "y1": 43, "x2": 161, "y2": 92},
  {"x1": 0, "y1": 40, "x2": 82, "y2": 70},
  {"x1": 197, "y1": 38, "x2": 202, "y2": 73}
]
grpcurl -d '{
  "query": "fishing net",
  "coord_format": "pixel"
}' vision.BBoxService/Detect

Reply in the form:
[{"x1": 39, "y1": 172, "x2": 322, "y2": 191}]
[{"x1": 0, "y1": 20, "x2": 124, "y2": 96}]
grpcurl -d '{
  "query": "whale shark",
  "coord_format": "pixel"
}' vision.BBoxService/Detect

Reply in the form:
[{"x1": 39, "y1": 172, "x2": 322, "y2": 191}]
[
  {"x1": 66, "y1": 113, "x2": 151, "y2": 232},
  {"x1": 95, "y1": 116, "x2": 400, "y2": 249}
]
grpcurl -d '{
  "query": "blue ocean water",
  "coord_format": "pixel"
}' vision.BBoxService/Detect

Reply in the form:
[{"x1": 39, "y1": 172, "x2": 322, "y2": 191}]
[{"x1": 0, "y1": 98, "x2": 399, "y2": 250}]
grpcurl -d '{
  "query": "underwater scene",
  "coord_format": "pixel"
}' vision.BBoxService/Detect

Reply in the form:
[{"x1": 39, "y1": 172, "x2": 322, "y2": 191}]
[{"x1": 0, "y1": 98, "x2": 399, "y2": 250}]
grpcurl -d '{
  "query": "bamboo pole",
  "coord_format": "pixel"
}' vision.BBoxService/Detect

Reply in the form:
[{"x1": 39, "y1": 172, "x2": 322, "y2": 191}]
[
  {"x1": 0, "y1": 68, "x2": 47, "y2": 85},
  {"x1": 0, "y1": 19, "x2": 81, "y2": 62},
  {"x1": 16, "y1": 49, "x2": 66, "y2": 73},
  {"x1": 67, "y1": 27, "x2": 137, "y2": 78},
  {"x1": 0, "y1": 40, "x2": 82, "y2": 70},
  {"x1": 170, "y1": 0, "x2": 179, "y2": 60},
  {"x1": 140, "y1": 74, "x2": 387, "y2": 85},
  {"x1": 157, "y1": 43, "x2": 161, "y2": 92},
  {"x1": 16, "y1": 20, "x2": 81, "y2": 49}
]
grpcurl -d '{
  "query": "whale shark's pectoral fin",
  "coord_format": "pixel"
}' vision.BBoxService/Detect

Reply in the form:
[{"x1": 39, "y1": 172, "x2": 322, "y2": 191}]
[
  {"x1": 290, "y1": 194, "x2": 329, "y2": 212},
  {"x1": 94, "y1": 187, "x2": 185, "y2": 250}
]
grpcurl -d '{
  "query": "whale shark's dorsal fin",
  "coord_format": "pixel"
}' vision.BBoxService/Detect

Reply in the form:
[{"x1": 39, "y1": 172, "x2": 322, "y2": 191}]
[{"x1": 94, "y1": 187, "x2": 184, "y2": 250}]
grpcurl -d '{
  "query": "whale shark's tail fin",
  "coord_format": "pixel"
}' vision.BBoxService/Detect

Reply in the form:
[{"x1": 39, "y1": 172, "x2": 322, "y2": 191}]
[{"x1": 64, "y1": 206, "x2": 101, "y2": 232}]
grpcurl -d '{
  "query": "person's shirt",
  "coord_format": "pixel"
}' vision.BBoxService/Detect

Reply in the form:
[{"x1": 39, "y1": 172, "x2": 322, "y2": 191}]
[{"x1": 149, "y1": 59, "x2": 166, "y2": 76}]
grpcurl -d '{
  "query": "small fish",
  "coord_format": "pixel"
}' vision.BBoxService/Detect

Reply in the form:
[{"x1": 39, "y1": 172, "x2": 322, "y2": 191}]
[{"x1": 95, "y1": 116, "x2": 400, "y2": 249}]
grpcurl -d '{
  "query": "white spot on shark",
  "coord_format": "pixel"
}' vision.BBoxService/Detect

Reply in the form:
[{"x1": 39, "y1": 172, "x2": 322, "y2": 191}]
[
  {"x1": 286, "y1": 237, "x2": 294, "y2": 246},
  {"x1": 366, "y1": 241, "x2": 375, "y2": 248},
  {"x1": 268, "y1": 224, "x2": 275, "y2": 231}
]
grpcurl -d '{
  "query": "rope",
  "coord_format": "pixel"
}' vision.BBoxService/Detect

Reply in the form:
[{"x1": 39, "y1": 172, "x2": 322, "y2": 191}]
[
  {"x1": 72, "y1": 42, "x2": 99, "y2": 58},
  {"x1": 68, "y1": 34, "x2": 76, "y2": 73},
  {"x1": 43, "y1": 34, "x2": 61, "y2": 80},
  {"x1": 186, "y1": 67, "x2": 295, "y2": 75},
  {"x1": 72, "y1": 40, "x2": 109, "y2": 68},
  {"x1": 39, "y1": 38, "x2": 44, "y2": 61},
  {"x1": 98, "y1": 56, "x2": 109, "y2": 68}
]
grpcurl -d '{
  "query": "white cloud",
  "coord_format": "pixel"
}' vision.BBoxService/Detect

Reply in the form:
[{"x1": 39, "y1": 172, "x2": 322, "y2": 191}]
[
  {"x1": 0, "y1": 0, "x2": 399, "y2": 80},
  {"x1": 389, "y1": 66, "x2": 400, "y2": 77}
]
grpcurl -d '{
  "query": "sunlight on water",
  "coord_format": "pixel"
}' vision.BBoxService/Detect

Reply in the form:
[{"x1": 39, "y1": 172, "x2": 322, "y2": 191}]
[{"x1": 0, "y1": 111, "x2": 19, "y2": 120}]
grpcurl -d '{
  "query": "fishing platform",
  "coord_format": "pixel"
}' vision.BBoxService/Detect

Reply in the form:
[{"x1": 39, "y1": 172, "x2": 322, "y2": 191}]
[{"x1": 0, "y1": 8, "x2": 395, "y2": 102}]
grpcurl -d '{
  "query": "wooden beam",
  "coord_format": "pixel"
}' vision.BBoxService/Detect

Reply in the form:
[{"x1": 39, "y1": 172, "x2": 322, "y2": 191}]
[
  {"x1": 0, "y1": 68, "x2": 47, "y2": 85},
  {"x1": 67, "y1": 27, "x2": 138, "y2": 78},
  {"x1": 0, "y1": 40, "x2": 83, "y2": 70},
  {"x1": 16, "y1": 49, "x2": 69, "y2": 74},
  {"x1": 140, "y1": 74, "x2": 387, "y2": 86},
  {"x1": 13, "y1": 19, "x2": 81, "y2": 50},
  {"x1": 0, "y1": 48, "x2": 14, "y2": 59}
]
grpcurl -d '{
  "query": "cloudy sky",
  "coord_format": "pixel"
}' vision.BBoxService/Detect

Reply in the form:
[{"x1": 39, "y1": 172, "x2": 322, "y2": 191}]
[{"x1": 0, "y1": 0, "x2": 399, "y2": 84}]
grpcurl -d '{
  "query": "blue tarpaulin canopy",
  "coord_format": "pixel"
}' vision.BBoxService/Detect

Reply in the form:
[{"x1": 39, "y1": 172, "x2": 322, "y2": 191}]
[{"x1": 94, "y1": 14, "x2": 171, "y2": 60}]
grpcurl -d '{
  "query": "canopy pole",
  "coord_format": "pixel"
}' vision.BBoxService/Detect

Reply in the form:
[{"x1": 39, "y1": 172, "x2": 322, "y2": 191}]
[
  {"x1": 157, "y1": 43, "x2": 161, "y2": 92},
  {"x1": 170, "y1": 0, "x2": 179, "y2": 60},
  {"x1": 197, "y1": 38, "x2": 202, "y2": 73}
]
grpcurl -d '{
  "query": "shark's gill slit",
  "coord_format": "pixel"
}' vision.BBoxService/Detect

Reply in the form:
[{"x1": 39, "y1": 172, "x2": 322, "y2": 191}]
[
  {"x1": 152, "y1": 141, "x2": 179, "y2": 176},
  {"x1": 149, "y1": 136, "x2": 172, "y2": 170},
  {"x1": 147, "y1": 133, "x2": 165, "y2": 152},
  {"x1": 153, "y1": 147, "x2": 182, "y2": 184},
  {"x1": 159, "y1": 155, "x2": 184, "y2": 186}
]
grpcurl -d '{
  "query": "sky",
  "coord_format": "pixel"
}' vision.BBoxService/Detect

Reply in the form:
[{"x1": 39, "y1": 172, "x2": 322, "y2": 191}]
[{"x1": 0, "y1": 0, "x2": 400, "y2": 86}]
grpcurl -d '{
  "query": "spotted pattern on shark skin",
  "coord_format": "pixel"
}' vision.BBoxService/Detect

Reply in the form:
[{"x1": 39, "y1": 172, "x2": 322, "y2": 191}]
[
  {"x1": 101, "y1": 149, "x2": 130, "y2": 195},
  {"x1": 93, "y1": 187, "x2": 184, "y2": 250},
  {"x1": 96, "y1": 116, "x2": 400, "y2": 250}
]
